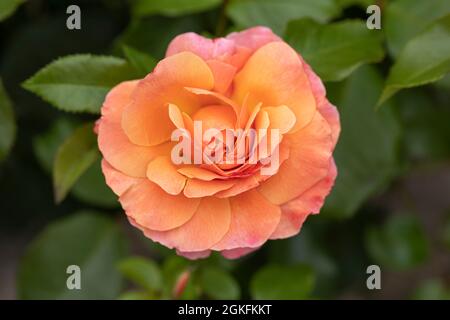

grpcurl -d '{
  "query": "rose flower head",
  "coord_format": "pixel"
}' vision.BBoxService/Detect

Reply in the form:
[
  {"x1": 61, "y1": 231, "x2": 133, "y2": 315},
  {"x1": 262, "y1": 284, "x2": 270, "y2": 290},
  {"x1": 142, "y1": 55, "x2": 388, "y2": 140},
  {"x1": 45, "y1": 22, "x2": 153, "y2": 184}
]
[{"x1": 96, "y1": 27, "x2": 340, "y2": 260}]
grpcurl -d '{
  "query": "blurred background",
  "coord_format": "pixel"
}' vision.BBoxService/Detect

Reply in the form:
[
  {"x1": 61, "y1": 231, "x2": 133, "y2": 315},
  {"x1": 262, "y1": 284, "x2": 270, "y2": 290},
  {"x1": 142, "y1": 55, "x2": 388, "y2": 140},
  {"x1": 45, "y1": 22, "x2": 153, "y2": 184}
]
[{"x1": 0, "y1": 0, "x2": 449, "y2": 300}]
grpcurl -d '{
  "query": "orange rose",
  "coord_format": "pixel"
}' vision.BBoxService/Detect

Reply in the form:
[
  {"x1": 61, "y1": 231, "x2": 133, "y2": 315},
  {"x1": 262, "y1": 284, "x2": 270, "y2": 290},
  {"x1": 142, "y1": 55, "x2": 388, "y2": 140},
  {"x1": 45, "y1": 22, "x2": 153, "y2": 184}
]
[{"x1": 97, "y1": 27, "x2": 340, "y2": 260}]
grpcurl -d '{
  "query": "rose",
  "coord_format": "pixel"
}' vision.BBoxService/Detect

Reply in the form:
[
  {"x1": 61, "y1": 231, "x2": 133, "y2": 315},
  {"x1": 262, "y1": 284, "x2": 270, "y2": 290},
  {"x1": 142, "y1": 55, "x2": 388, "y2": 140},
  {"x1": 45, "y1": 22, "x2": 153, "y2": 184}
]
[{"x1": 96, "y1": 27, "x2": 340, "y2": 259}]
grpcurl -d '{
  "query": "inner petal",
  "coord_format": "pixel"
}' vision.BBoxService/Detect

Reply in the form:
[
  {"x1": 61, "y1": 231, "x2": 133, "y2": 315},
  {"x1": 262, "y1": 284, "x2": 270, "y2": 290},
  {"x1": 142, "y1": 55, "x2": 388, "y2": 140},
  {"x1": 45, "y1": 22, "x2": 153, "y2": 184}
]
[{"x1": 192, "y1": 105, "x2": 237, "y2": 131}]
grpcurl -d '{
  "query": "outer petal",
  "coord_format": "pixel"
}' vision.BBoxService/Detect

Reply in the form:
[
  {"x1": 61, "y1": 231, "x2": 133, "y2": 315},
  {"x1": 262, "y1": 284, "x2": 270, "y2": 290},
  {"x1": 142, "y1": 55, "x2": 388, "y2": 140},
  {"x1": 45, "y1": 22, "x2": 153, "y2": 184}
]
[
  {"x1": 258, "y1": 111, "x2": 333, "y2": 205},
  {"x1": 122, "y1": 52, "x2": 214, "y2": 146},
  {"x1": 221, "y1": 247, "x2": 259, "y2": 259},
  {"x1": 142, "y1": 197, "x2": 231, "y2": 252},
  {"x1": 303, "y1": 60, "x2": 340, "y2": 147},
  {"x1": 270, "y1": 160, "x2": 337, "y2": 239},
  {"x1": 98, "y1": 80, "x2": 172, "y2": 177},
  {"x1": 166, "y1": 32, "x2": 235, "y2": 60},
  {"x1": 232, "y1": 42, "x2": 316, "y2": 133},
  {"x1": 101, "y1": 159, "x2": 138, "y2": 196},
  {"x1": 226, "y1": 26, "x2": 281, "y2": 52},
  {"x1": 213, "y1": 189, "x2": 281, "y2": 250},
  {"x1": 120, "y1": 179, "x2": 200, "y2": 231},
  {"x1": 176, "y1": 250, "x2": 211, "y2": 260},
  {"x1": 206, "y1": 59, "x2": 236, "y2": 94}
]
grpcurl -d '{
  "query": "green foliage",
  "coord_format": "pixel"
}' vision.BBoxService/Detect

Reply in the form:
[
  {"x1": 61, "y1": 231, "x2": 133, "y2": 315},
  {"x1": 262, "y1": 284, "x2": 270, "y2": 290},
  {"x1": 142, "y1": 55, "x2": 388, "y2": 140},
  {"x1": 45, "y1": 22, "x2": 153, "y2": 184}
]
[
  {"x1": 324, "y1": 66, "x2": 401, "y2": 218},
  {"x1": 118, "y1": 290, "x2": 154, "y2": 300},
  {"x1": 122, "y1": 45, "x2": 157, "y2": 77},
  {"x1": 380, "y1": 15, "x2": 450, "y2": 104},
  {"x1": 17, "y1": 211, "x2": 128, "y2": 299},
  {"x1": 251, "y1": 264, "x2": 315, "y2": 299},
  {"x1": 227, "y1": 0, "x2": 340, "y2": 35},
  {"x1": 33, "y1": 119, "x2": 118, "y2": 207},
  {"x1": 412, "y1": 279, "x2": 450, "y2": 300},
  {"x1": 366, "y1": 214, "x2": 429, "y2": 271},
  {"x1": 335, "y1": 0, "x2": 372, "y2": 9},
  {"x1": 118, "y1": 257, "x2": 163, "y2": 293},
  {"x1": 0, "y1": 78, "x2": 16, "y2": 161},
  {"x1": 385, "y1": 0, "x2": 450, "y2": 57},
  {"x1": 396, "y1": 90, "x2": 450, "y2": 161},
  {"x1": 22, "y1": 55, "x2": 138, "y2": 114},
  {"x1": 200, "y1": 266, "x2": 240, "y2": 299},
  {"x1": 285, "y1": 19, "x2": 384, "y2": 81},
  {"x1": 0, "y1": 0, "x2": 25, "y2": 22},
  {"x1": 53, "y1": 123, "x2": 98, "y2": 203},
  {"x1": 161, "y1": 255, "x2": 198, "y2": 299},
  {"x1": 443, "y1": 213, "x2": 450, "y2": 250},
  {"x1": 33, "y1": 118, "x2": 78, "y2": 173},
  {"x1": 117, "y1": 16, "x2": 204, "y2": 59},
  {"x1": 4, "y1": 0, "x2": 450, "y2": 301},
  {"x1": 132, "y1": 0, "x2": 222, "y2": 17},
  {"x1": 70, "y1": 159, "x2": 118, "y2": 208}
]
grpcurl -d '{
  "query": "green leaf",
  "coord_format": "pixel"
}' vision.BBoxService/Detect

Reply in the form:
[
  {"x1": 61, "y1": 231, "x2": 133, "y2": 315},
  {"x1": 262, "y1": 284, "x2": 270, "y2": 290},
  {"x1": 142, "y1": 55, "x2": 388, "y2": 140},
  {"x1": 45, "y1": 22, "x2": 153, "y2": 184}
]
[
  {"x1": 0, "y1": 0, "x2": 25, "y2": 22},
  {"x1": 436, "y1": 73, "x2": 450, "y2": 89},
  {"x1": 71, "y1": 159, "x2": 119, "y2": 208},
  {"x1": 17, "y1": 211, "x2": 128, "y2": 299},
  {"x1": 116, "y1": 16, "x2": 204, "y2": 59},
  {"x1": 33, "y1": 119, "x2": 118, "y2": 207},
  {"x1": 227, "y1": 0, "x2": 340, "y2": 35},
  {"x1": 323, "y1": 66, "x2": 401, "y2": 218},
  {"x1": 22, "y1": 54, "x2": 138, "y2": 113},
  {"x1": 250, "y1": 264, "x2": 315, "y2": 299},
  {"x1": 385, "y1": 0, "x2": 450, "y2": 57},
  {"x1": 118, "y1": 257, "x2": 162, "y2": 293},
  {"x1": 285, "y1": 19, "x2": 384, "y2": 81},
  {"x1": 53, "y1": 123, "x2": 98, "y2": 203},
  {"x1": 132, "y1": 0, "x2": 221, "y2": 17},
  {"x1": 366, "y1": 214, "x2": 429, "y2": 271},
  {"x1": 412, "y1": 279, "x2": 450, "y2": 300},
  {"x1": 33, "y1": 118, "x2": 78, "y2": 173},
  {"x1": 0, "y1": 78, "x2": 16, "y2": 161},
  {"x1": 122, "y1": 45, "x2": 157, "y2": 77},
  {"x1": 200, "y1": 266, "x2": 240, "y2": 300},
  {"x1": 379, "y1": 15, "x2": 450, "y2": 105}
]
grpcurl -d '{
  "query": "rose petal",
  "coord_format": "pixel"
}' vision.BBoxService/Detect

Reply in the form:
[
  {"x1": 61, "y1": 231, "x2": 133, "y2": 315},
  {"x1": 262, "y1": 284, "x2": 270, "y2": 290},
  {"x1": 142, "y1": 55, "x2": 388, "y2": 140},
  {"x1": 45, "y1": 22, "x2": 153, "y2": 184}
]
[
  {"x1": 146, "y1": 156, "x2": 187, "y2": 195},
  {"x1": 98, "y1": 81, "x2": 173, "y2": 177},
  {"x1": 232, "y1": 42, "x2": 316, "y2": 133},
  {"x1": 303, "y1": 60, "x2": 340, "y2": 147},
  {"x1": 183, "y1": 178, "x2": 235, "y2": 198},
  {"x1": 122, "y1": 52, "x2": 214, "y2": 146},
  {"x1": 215, "y1": 176, "x2": 260, "y2": 198},
  {"x1": 143, "y1": 197, "x2": 231, "y2": 252},
  {"x1": 166, "y1": 32, "x2": 235, "y2": 60},
  {"x1": 258, "y1": 111, "x2": 333, "y2": 205},
  {"x1": 221, "y1": 247, "x2": 259, "y2": 259},
  {"x1": 120, "y1": 180, "x2": 200, "y2": 231},
  {"x1": 176, "y1": 250, "x2": 211, "y2": 260},
  {"x1": 206, "y1": 59, "x2": 236, "y2": 94},
  {"x1": 226, "y1": 26, "x2": 281, "y2": 52},
  {"x1": 270, "y1": 160, "x2": 337, "y2": 239},
  {"x1": 185, "y1": 87, "x2": 240, "y2": 118},
  {"x1": 263, "y1": 105, "x2": 296, "y2": 134},
  {"x1": 213, "y1": 189, "x2": 281, "y2": 250},
  {"x1": 101, "y1": 159, "x2": 138, "y2": 196},
  {"x1": 177, "y1": 166, "x2": 223, "y2": 181}
]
